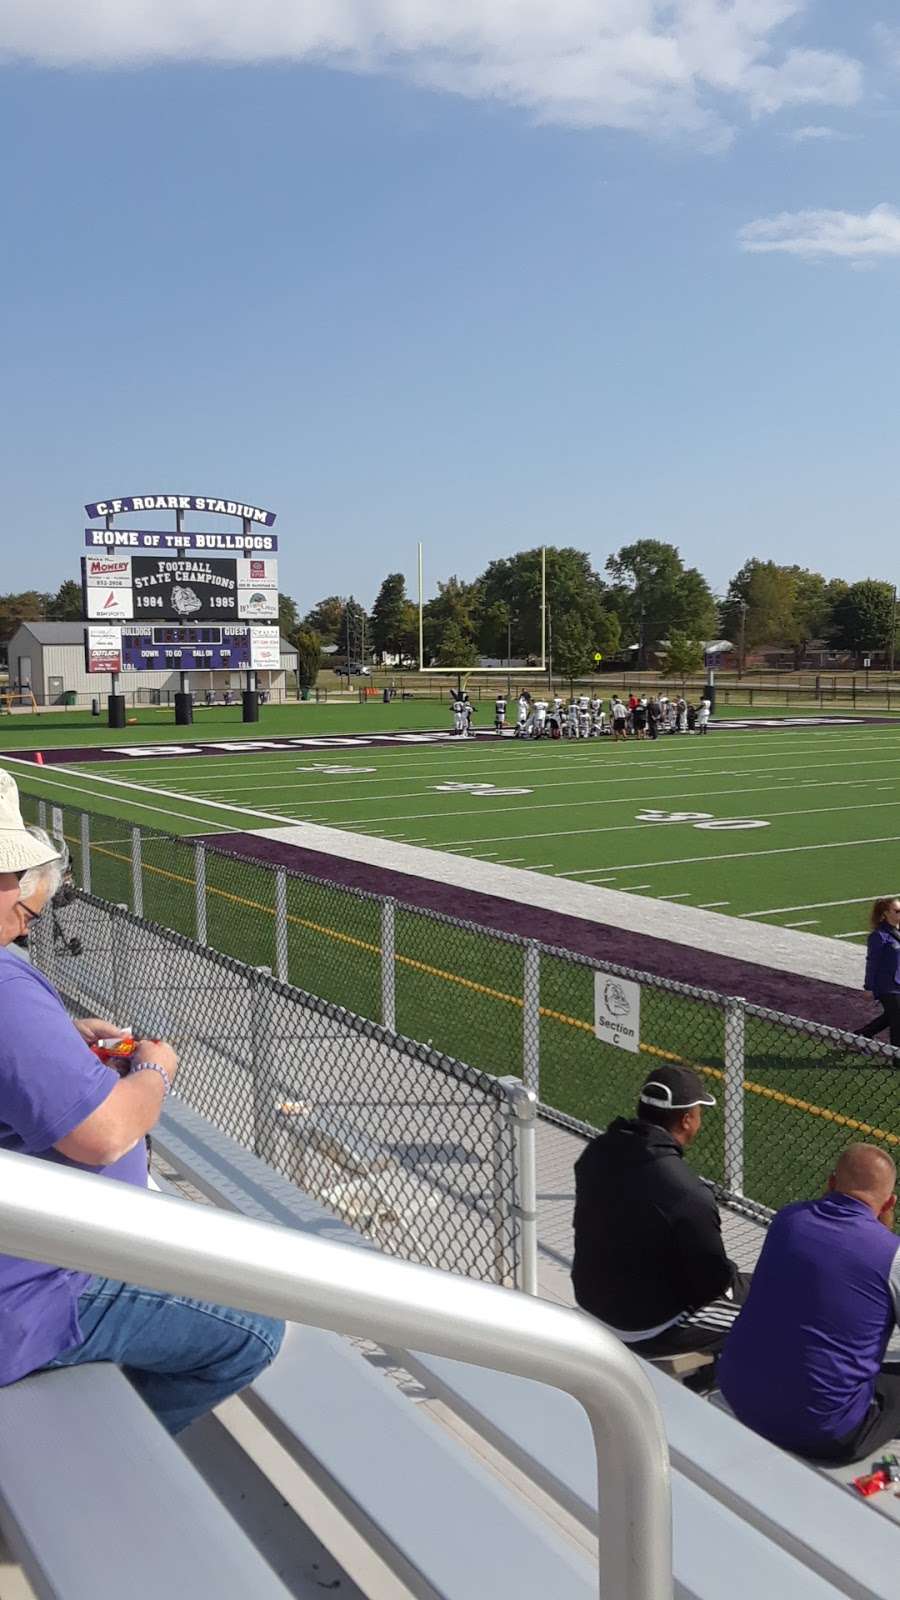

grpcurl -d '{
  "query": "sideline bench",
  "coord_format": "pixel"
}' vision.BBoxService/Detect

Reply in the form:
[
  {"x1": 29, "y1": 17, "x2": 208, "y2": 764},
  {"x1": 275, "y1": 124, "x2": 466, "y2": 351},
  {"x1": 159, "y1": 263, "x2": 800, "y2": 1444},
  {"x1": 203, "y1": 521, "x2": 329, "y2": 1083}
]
[
  {"x1": 0, "y1": 1363, "x2": 292, "y2": 1600},
  {"x1": 155, "y1": 1100, "x2": 899, "y2": 1599}
]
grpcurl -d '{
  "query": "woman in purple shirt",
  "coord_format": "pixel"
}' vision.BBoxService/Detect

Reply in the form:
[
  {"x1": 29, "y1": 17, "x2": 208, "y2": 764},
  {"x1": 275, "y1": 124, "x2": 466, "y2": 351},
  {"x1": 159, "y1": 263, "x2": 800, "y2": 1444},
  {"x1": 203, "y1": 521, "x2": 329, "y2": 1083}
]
[{"x1": 857, "y1": 896, "x2": 900, "y2": 1048}]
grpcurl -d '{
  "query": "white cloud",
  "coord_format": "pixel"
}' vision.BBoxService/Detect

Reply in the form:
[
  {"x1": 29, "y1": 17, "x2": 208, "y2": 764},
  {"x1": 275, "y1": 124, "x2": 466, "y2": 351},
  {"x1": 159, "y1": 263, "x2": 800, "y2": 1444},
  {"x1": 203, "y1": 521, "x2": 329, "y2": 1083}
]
[
  {"x1": 739, "y1": 203, "x2": 900, "y2": 261},
  {"x1": 790, "y1": 124, "x2": 846, "y2": 141},
  {"x1": 0, "y1": 1, "x2": 865, "y2": 144}
]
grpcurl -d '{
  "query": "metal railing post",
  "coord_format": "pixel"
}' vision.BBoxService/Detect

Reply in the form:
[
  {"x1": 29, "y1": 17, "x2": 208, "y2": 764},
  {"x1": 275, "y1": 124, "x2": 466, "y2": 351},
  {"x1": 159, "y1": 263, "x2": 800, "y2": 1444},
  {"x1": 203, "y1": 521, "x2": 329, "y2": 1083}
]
[
  {"x1": 724, "y1": 998, "x2": 746, "y2": 1196},
  {"x1": 37, "y1": 801, "x2": 47, "y2": 829},
  {"x1": 130, "y1": 826, "x2": 143, "y2": 917},
  {"x1": 381, "y1": 897, "x2": 396, "y2": 1032},
  {"x1": 522, "y1": 941, "x2": 541, "y2": 1097},
  {"x1": 194, "y1": 843, "x2": 207, "y2": 946},
  {"x1": 80, "y1": 813, "x2": 91, "y2": 893},
  {"x1": 500, "y1": 1077, "x2": 539, "y2": 1295},
  {"x1": 274, "y1": 869, "x2": 289, "y2": 983},
  {"x1": 0, "y1": 1152, "x2": 673, "y2": 1600}
]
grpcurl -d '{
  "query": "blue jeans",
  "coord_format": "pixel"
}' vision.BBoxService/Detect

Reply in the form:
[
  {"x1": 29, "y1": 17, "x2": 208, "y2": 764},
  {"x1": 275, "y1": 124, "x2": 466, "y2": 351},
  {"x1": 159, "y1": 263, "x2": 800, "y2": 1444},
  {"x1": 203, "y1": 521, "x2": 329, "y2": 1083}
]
[{"x1": 46, "y1": 1276, "x2": 285, "y2": 1435}]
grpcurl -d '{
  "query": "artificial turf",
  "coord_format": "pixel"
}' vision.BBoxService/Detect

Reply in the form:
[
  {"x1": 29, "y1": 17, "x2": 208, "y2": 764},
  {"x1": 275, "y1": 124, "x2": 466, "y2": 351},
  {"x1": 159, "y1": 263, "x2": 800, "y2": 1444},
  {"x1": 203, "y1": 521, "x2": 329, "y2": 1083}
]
[{"x1": 5, "y1": 712, "x2": 899, "y2": 1212}]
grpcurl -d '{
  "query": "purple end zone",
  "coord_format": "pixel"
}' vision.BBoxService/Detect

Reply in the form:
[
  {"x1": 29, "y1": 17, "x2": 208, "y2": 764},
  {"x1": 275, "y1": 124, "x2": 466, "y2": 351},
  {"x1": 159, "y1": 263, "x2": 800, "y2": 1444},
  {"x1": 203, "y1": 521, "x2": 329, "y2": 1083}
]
[{"x1": 201, "y1": 830, "x2": 869, "y2": 1032}]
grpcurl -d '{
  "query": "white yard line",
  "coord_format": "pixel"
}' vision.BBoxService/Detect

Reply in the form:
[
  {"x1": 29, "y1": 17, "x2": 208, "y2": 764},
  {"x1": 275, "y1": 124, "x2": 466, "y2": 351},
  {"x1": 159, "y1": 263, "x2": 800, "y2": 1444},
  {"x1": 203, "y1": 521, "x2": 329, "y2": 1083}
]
[
  {"x1": 0, "y1": 761, "x2": 235, "y2": 833},
  {"x1": 739, "y1": 893, "x2": 890, "y2": 919},
  {"x1": 92, "y1": 731, "x2": 900, "y2": 787},
  {"x1": 0, "y1": 757, "x2": 299, "y2": 830},
  {"x1": 658, "y1": 892, "x2": 691, "y2": 900},
  {"x1": 618, "y1": 884, "x2": 652, "y2": 891},
  {"x1": 782, "y1": 919, "x2": 820, "y2": 928},
  {"x1": 146, "y1": 747, "x2": 900, "y2": 798},
  {"x1": 834, "y1": 931, "x2": 867, "y2": 940},
  {"x1": 697, "y1": 901, "x2": 729, "y2": 909}
]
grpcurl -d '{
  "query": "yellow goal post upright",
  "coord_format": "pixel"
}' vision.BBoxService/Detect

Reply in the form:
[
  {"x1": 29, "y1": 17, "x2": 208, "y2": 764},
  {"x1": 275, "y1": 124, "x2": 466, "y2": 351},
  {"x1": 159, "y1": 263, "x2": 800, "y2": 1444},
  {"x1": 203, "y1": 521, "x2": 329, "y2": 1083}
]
[{"x1": 416, "y1": 542, "x2": 547, "y2": 699}]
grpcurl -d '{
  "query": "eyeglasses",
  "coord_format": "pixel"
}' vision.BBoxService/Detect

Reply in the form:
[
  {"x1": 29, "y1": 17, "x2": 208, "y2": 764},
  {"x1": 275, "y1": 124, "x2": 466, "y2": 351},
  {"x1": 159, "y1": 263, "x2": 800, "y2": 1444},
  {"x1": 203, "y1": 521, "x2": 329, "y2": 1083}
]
[{"x1": 17, "y1": 899, "x2": 44, "y2": 926}]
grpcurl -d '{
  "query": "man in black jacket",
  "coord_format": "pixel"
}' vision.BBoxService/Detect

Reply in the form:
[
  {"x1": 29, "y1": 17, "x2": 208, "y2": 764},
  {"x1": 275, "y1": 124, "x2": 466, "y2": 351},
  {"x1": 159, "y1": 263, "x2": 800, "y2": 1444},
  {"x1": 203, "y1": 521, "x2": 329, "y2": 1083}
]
[{"x1": 572, "y1": 1064, "x2": 751, "y2": 1357}]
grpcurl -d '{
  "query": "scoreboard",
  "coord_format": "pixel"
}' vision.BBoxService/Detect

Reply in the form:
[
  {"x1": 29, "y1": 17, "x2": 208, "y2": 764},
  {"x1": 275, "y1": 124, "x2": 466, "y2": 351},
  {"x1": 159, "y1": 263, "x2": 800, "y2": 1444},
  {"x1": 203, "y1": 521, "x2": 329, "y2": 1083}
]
[{"x1": 119, "y1": 625, "x2": 279, "y2": 672}]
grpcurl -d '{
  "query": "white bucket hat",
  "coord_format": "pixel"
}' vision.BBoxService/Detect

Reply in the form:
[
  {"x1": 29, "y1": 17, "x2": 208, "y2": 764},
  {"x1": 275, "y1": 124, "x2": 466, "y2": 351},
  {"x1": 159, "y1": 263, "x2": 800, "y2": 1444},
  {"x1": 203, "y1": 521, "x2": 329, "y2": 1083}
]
[{"x1": 0, "y1": 772, "x2": 61, "y2": 874}]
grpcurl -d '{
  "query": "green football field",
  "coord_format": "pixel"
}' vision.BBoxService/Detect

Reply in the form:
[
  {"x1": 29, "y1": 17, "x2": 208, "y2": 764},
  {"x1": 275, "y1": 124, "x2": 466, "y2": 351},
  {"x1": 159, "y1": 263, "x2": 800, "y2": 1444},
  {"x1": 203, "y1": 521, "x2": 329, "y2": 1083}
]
[
  {"x1": 2, "y1": 709, "x2": 898, "y2": 1214},
  {"x1": 4, "y1": 712, "x2": 900, "y2": 941}
]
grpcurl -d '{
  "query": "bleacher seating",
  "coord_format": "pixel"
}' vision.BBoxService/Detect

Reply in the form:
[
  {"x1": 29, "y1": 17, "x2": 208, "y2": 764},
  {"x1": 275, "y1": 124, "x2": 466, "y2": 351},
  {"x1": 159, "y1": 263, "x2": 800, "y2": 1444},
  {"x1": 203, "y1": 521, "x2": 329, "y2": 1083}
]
[{"x1": 0, "y1": 1094, "x2": 896, "y2": 1598}]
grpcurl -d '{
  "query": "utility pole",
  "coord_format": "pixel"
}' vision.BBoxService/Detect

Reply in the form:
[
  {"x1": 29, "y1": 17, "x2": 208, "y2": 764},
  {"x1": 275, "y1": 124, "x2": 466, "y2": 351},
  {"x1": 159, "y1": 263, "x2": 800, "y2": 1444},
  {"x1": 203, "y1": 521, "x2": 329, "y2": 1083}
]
[
  {"x1": 890, "y1": 586, "x2": 897, "y2": 676},
  {"x1": 738, "y1": 601, "x2": 748, "y2": 677}
]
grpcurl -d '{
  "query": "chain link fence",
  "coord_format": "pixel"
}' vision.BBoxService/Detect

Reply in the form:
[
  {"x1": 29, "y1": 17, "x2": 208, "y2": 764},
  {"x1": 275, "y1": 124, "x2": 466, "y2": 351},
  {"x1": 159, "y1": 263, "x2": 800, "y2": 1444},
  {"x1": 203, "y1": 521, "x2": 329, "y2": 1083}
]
[
  {"x1": 27, "y1": 893, "x2": 536, "y2": 1290},
  {"x1": 23, "y1": 795, "x2": 900, "y2": 1225}
]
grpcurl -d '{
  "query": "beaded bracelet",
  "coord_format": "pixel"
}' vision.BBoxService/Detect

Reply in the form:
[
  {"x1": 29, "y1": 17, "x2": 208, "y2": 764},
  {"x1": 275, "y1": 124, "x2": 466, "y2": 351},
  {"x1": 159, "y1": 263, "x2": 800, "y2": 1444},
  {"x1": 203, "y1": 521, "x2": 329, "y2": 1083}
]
[{"x1": 130, "y1": 1060, "x2": 171, "y2": 1099}]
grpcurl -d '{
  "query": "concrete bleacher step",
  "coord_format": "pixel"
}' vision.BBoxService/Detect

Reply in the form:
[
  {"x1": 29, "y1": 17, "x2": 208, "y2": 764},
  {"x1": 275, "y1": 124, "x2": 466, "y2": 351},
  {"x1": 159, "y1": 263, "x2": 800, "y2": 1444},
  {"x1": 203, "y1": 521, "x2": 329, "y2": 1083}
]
[
  {"x1": 0, "y1": 1364, "x2": 293, "y2": 1600},
  {"x1": 401, "y1": 1350, "x2": 900, "y2": 1599},
  {"x1": 242, "y1": 1324, "x2": 596, "y2": 1600}
]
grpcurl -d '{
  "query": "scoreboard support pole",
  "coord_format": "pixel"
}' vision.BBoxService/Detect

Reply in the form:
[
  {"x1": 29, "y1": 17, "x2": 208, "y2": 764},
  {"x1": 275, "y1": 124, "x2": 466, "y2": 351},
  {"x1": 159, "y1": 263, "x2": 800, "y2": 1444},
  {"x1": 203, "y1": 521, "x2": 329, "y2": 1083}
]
[
  {"x1": 175, "y1": 668, "x2": 193, "y2": 726},
  {"x1": 241, "y1": 518, "x2": 260, "y2": 723},
  {"x1": 107, "y1": 671, "x2": 126, "y2": 730}
]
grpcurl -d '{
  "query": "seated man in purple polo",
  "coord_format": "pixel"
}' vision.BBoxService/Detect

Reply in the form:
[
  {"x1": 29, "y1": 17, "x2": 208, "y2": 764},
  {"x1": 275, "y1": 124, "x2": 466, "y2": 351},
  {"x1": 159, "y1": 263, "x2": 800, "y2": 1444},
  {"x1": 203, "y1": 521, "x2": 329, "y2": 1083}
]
[
  {"x1": 0, "y1": 771, "x2": 283, "y2": 1433},
  {"x1": 719, "y1": 1145, "x2": 900, "y2": 1464}
]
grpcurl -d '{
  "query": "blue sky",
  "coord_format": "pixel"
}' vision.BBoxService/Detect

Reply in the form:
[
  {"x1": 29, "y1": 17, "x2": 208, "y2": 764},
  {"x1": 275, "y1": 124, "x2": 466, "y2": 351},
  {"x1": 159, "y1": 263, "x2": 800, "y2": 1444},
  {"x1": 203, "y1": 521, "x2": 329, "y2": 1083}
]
[{"x1": 2, "y1": 2, "x2": 900, "y2": 612}]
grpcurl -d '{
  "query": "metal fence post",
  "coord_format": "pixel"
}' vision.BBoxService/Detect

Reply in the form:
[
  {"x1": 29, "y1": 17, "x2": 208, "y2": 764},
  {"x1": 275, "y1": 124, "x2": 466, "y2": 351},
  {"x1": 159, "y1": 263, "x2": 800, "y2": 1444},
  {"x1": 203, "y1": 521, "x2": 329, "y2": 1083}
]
[
  {"x1": 490, "y1": 1086, "x2": 518, "y2": 1288},
  {"x1": 522, "y1": 941, "x2": 541, "y2": 1097},
  {"x1": 111, "y1": 904, "x2": 128, "y2": 1022},
  {"x1": 500, "y1": 1077, "x2": 539, "y2": 1294},
  {"x1": 130, "y1": 827, "x2": 143, "y2": 917},
  {"x1": 194, "y1": 843, "x2": 207, "y2": 946},
  {"x1": 381, "y1": 898, "x2": 396, "y2": 1032},
  {"x1": 274, "y1": 868, "x2": 289, "y2": 983},
  {"x1": 724, "y1": 998, "x2": 746, "y2": 1196},
  {"x1": 80, "y1": 813, "x2": 91, "y2": 893},
  {"x1": 37, "y1": 801, "x2": 47, "y2": 829}
]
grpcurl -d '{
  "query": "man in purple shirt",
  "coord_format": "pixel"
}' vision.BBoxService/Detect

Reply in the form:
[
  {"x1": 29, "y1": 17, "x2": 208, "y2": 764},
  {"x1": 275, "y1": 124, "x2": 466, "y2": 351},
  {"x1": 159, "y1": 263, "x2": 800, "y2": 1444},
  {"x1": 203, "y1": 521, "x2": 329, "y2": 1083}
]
[
  {"x1": 0, "y1": 772, "x2": 283, "y2": 1432},
  {"x1": 719, "y1": 1145, "x2": 900, "y2": 1464}
]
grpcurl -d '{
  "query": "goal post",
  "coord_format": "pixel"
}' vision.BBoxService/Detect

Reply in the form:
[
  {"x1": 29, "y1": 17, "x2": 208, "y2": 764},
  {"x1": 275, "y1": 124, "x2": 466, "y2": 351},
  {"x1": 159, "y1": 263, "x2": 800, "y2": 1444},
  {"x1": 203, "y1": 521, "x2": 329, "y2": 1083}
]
[{"x1": 416, "y1": 542, "x2": 546, "y2": 674}]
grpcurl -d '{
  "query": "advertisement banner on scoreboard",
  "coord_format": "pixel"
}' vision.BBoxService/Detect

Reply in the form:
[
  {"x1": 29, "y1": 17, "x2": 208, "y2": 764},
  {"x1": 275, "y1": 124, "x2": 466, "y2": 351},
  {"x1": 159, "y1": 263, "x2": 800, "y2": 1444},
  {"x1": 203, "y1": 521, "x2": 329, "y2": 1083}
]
[
  {"x1": 81, "y1": 554, "x2": 135, "y2": 621},
  {"x1": 131, "y1": 555, "x2": 239, "y2": 619},
  {"x1": 84, "y1": 626, "x2": 123, "y2": 674},
  {"x1": 237, "y1": 558, "x2": 279, "y2": 621},
  {"x1": 250, "y1": 627, "x2": 281, "y2": 669}
]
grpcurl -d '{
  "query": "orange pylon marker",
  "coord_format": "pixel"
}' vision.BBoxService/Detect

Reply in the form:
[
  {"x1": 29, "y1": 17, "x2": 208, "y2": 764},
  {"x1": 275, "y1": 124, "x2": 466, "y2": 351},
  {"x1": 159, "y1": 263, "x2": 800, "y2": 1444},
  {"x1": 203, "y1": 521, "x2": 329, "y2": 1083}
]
[{"x1": 34, "y1": 752, "x2": 44, "y2": 766}]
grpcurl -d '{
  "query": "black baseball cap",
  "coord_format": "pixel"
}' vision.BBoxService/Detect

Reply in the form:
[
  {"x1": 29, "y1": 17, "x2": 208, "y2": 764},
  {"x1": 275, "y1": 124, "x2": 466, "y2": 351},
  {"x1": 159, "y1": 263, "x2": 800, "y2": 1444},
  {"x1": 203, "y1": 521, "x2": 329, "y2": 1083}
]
[{"x1": 639, "y1": 1064, "x2": 716, "y2": 1111}]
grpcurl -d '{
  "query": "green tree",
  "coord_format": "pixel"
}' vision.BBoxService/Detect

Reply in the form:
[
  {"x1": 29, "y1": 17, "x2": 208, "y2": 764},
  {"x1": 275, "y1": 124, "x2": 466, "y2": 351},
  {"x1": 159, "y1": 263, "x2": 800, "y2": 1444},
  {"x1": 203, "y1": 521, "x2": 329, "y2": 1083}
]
[
  {"x1": 370, "y1": 573, "x2": 410, "y2": 663},
  {"x1": 659, "y1": 631, "x2": 705, "y2": 686},
  {"x1": 423, "y1": 576, "x2": 481, "y2": 663},
  {"x1": 0, "y1": 591, "x2": 49, "y2": 647},
  {"x1": 293, "y1": 628, "x2": 322, "y2": 690},
  {"x1": 434, "y1": 619, "x2": 480, "y2": 666},
  {"x1": 722, "y1": 560, "x2": 797, "y2": 657},
  {"x1": 552, "y1": 613, "x2": 594, "y2": 679},
  {"x1": 302, "y1": 595, "x2": 346, "y2": 645},
  {"x1": 829, "y1": 580, "x2": 896, "y2": 658},
  {"x1": 606, "y1": 541, "x2": 716, "y2": 664},
  {"x1": 478, "y1": 546, "x2": 616, "y2": 661},
  {"x1": 46, "y1": 579, "x2": 84, "y2": 621},
  {"x1": 278, "y1": 592, "x2": 300, "y2": 639}
]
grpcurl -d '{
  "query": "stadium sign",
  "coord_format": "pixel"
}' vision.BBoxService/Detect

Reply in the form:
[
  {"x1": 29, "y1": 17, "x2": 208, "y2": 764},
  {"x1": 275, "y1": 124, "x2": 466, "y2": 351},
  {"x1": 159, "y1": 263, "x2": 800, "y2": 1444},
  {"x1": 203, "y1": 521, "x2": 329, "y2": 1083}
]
[
  {"x1": 85, "y1": 495, "x2": 276, "y2": 526},
  {"x1": 81, "y1": 554, "x2": 279, "y2": 622},
  {"x1": 84, "y1": 528, "x2": 278, "y2": 552},
  {"x1": 594, "y1": 972, "x2": 640, "y2": 1053}
]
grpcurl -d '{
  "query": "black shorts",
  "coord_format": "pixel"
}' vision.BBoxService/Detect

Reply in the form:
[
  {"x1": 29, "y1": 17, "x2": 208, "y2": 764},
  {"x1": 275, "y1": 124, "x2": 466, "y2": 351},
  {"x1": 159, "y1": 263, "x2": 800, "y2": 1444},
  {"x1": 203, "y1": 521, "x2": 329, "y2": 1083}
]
[{"x1": 614, "y1": 717, "x2": 626, "y2": 732}]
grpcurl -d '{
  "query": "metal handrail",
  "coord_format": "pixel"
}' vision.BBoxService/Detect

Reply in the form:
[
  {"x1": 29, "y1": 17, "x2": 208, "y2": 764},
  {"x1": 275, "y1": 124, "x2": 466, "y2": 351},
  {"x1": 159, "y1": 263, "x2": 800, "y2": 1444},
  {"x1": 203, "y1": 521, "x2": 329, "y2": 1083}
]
[{"x1": 0, "y1": 1151, "x2": 672, "y2": 1600}]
